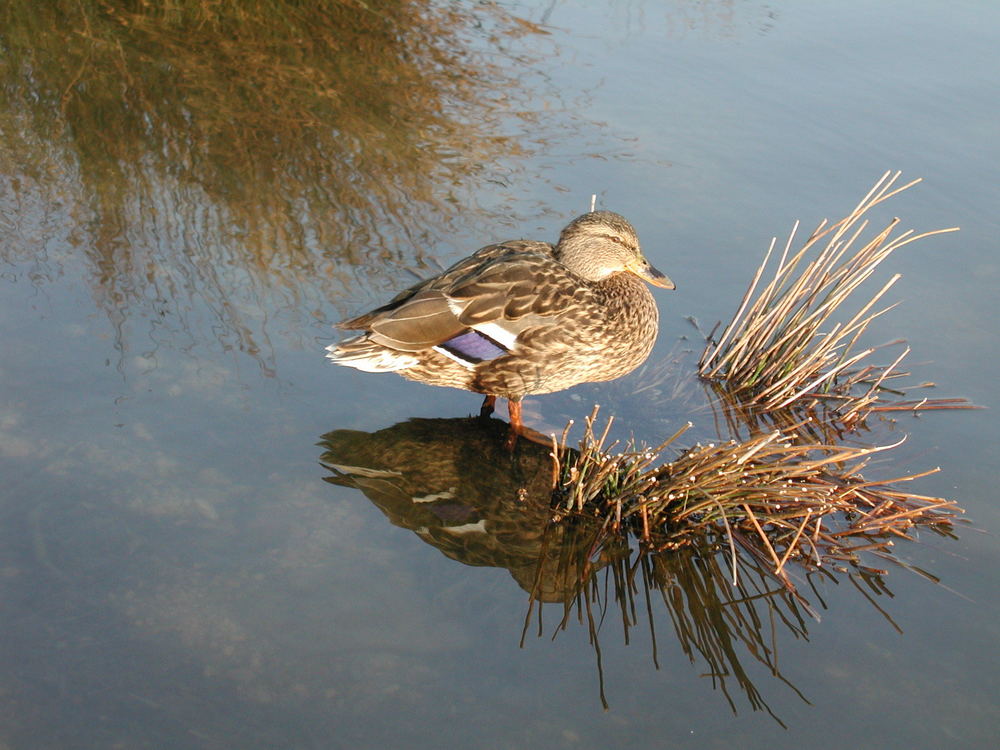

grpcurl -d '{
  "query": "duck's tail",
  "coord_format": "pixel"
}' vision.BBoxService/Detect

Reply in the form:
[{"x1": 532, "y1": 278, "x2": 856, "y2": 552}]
[{"x1": 325, "y1": 336, "x2": 418, "y2": 373}]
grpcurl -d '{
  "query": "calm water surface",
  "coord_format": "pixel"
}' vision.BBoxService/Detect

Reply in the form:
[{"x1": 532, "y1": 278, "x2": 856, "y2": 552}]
[{"x1": 1, "y1": 1, "x2": 998, "y2": 748}]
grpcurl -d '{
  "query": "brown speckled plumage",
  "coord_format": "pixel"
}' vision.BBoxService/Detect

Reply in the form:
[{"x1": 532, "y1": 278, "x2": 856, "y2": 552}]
[{"x1": 327, "y1": 211, "x2": 674, "y2": 442}]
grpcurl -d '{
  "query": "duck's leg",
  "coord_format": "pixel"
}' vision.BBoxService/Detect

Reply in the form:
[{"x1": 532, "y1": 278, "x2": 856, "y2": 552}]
[
  {"x1": 504, "y1": 399, "x2": 522, "y2": 450},
  {"x1": 504, "y1": 398, "x2": 551, "y2": 450},
  {"x1": 479, "y1": 394, "x2": 497, "y2": 419}
]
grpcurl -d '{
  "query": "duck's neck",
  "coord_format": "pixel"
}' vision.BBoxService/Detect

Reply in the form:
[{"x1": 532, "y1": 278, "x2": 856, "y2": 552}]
[{"x1": 594, "y1": 273, "x2": 657, "y2": 321}]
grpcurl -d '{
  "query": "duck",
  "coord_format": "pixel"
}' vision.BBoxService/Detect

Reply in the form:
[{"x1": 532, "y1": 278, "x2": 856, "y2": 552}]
[{"x1": 327, "y1": 211, "x2": 675, "y2": 446}]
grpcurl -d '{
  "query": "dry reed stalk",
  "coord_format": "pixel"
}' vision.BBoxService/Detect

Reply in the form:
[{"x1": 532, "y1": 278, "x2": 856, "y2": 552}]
[{"x1": 699, "y1": 171, "x2": 960, "y2": 420}]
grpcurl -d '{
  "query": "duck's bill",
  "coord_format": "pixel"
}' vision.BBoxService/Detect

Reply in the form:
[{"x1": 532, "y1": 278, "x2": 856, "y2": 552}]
[{"x1": 631, "y1": 261, "x2": 676, "y2": 290}]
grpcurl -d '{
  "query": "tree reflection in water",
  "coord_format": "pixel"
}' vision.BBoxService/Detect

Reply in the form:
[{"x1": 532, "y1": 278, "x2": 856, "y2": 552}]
[{"x1": 0, "y1": 1, "x2": 566, "y2": 370}]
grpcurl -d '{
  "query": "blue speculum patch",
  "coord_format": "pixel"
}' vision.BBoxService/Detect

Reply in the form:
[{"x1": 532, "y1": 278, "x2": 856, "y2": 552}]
[{"x1": 439, "y1": 330, "x2": 508, "y2": 363}]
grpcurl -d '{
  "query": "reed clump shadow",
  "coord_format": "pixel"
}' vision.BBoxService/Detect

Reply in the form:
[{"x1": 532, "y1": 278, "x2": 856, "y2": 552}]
[{"x1": 549, "y1": 172, "x2": 973, "y2": 604}]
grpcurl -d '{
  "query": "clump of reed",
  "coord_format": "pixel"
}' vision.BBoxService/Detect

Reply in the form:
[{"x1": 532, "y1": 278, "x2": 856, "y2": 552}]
[
  {"x1": 698, "y1": 171, "x2": 963, "y2": 427},
  {"x1": 547, "y1": 174, "x2": 969, "y2": 588},
  {"x1": 550, "y1": 408, "x2": 959, "y2": 587}
]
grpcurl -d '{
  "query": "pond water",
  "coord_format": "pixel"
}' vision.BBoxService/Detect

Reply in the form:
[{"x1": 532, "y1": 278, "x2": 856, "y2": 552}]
[{"x1": 1, "y1": 1, "x2": 998, "y2": 748}]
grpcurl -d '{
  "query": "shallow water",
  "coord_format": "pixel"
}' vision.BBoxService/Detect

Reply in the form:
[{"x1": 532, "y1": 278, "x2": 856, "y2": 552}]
[{"x1": 1, "y1": 1, "x2": 998, "y2": 748}]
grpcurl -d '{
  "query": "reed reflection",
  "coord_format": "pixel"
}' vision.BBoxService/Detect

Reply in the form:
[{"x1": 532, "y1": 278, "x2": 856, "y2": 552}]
[{"x1": 318, "y1": 415, "x2": 913, "y2": 720}]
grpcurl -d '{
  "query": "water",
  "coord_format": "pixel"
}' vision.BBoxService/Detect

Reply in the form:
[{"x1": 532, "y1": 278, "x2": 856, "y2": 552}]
[{"x1": 1, "y1": 1, "x2": 998, "y2": 747}]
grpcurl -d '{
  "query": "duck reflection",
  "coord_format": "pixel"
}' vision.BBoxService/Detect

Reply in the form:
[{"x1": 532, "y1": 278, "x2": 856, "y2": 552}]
[
  {"x1": 319, "y1": 415, "x2": 909, "y2": 719},
  {"x1": 320, "y1": 416, "x2": 600, "y2": 601}
]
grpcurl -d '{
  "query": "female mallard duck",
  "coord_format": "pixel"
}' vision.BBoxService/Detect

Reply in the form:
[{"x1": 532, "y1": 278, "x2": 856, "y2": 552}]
[{"x1": 327, "y1": 211, "x2": 675, "y2": 444}]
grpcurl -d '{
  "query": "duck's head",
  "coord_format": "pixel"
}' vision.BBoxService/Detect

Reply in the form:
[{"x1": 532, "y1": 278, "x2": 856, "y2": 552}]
[{"x1": 556, "y1": 211, "x2": 675, "y2": 289}]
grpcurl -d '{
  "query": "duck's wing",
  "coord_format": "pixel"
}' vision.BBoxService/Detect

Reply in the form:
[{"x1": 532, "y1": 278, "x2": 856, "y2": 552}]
[
  {"x1": 337, "y1": 240, "x2": 554, "y2": 330},
  {"x1": 341, "y1": 242, "x2": 585, "y2": 358}
]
